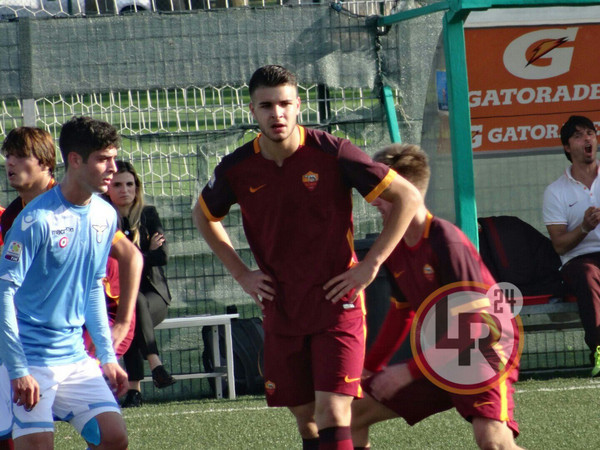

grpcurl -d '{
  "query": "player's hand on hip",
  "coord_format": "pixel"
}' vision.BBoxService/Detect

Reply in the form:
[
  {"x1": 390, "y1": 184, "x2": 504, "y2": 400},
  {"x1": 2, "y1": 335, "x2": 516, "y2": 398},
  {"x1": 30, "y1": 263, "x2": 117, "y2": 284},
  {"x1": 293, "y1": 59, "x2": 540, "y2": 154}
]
[
  {"x1": 323, "y1": 261, "x2": 377, "y2": 304},
  {"x1": 102, "y1": 362, "x2": 129, "y2": 397},
  {"x1": 368, "y1": 363, "x2": 413, "y2": 401},
  {"x1": 236, "y1": 269, "x2": 276, "y2": 311},
  {"x1": 11, "y1": 375, "x2": 40, "y2": 411}
]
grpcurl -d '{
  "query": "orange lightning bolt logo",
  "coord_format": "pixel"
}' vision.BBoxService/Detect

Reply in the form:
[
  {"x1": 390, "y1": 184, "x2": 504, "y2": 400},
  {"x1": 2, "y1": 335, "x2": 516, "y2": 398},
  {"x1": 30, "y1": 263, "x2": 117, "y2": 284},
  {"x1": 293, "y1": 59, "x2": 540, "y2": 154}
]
[{"x1": 526, "y1": 37, "x2": 569, "y2": 67}]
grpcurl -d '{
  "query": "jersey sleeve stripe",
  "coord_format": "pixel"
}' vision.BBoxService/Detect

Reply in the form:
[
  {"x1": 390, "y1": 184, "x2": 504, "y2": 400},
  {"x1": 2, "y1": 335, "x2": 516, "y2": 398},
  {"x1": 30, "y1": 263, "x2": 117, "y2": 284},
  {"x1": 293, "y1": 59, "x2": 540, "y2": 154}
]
[
  {"x1": 197, "y1": 194, "x2": 225, "y2": 222},
  {"x1": 391, "y1": 297, "x2": 411, "y2": 309},
  {"x1": 364, "y1": 168, "x2": 397, "y2": 204},
  {"x1": 112, "y1": 230, "x2": 125, "y2": 245}
]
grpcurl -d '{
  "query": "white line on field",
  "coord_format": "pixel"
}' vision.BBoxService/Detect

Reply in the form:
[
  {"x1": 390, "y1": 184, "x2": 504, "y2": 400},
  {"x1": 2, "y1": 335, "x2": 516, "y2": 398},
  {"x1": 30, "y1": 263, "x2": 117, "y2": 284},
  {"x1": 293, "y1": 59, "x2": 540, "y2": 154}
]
[
  {"x1": 125, "y1": 406, "x2": 270, "y2": 418},
  {"x1": 516, "y1": 382, "x2": 600, "y2": 394}
]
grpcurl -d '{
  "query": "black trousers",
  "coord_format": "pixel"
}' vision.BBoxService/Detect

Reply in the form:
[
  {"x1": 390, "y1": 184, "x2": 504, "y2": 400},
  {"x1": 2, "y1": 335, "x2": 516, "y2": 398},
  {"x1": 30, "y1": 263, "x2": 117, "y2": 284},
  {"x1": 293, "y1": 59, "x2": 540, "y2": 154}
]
[
  {"x1": 123, "y1": 290, "x2": 168, "y2": 381},
  {"x1": 560, "y1": 251, "x2": 600, "y2": 353}
]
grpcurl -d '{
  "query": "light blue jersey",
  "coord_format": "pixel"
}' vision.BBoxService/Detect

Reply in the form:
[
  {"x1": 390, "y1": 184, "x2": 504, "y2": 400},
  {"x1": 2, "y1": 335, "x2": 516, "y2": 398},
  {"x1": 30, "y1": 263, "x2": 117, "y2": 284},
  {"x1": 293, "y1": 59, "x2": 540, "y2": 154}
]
[{"x1": 0, "y1": 185, "x2": 117, "y2": 379}]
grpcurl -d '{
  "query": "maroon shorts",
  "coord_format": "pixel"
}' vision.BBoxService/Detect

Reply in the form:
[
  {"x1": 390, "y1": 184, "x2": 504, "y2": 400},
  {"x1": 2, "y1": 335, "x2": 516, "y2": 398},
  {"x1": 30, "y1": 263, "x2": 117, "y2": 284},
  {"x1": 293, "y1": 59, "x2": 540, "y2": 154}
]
[
  {"x1": 362, "y1": 367, "x2": 519, "y2": 436},
  {"x1": 263, "y1": 315, "x2": 366, "y2": 407}
]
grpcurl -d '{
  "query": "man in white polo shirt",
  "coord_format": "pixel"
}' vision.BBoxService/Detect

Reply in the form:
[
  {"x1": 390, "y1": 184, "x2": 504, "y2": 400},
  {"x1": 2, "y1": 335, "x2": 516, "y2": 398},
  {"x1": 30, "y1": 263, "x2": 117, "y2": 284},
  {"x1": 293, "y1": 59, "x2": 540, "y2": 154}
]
[{"x1": 543, "y1": 114, "x2": 600, "y2": 376}]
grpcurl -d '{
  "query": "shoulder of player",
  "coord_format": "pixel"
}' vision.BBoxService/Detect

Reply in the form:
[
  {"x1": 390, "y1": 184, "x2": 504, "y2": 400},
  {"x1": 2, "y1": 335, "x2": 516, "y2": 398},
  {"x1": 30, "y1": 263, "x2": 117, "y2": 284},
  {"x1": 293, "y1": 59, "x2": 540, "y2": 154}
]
[
  {"x1": 428, "y1": 217, "x2": 474, "y2": 251},
  {"x1": 302, "y1": 127, "x2": 349, "y2": 155},
  {"x1": 217, "y1": 140, "x2": 256, "y2": 170}
]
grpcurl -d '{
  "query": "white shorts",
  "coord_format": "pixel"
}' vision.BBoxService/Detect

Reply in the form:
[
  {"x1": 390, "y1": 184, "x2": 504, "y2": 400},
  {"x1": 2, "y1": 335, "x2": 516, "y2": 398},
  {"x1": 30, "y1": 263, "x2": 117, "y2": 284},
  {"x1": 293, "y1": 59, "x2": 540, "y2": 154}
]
[
  {"x1": 0, "y1": 364, "x2": 13, "y2": 438},
  {"x1": 12, "y1": 358, "x2": 121, "y2": 439}
]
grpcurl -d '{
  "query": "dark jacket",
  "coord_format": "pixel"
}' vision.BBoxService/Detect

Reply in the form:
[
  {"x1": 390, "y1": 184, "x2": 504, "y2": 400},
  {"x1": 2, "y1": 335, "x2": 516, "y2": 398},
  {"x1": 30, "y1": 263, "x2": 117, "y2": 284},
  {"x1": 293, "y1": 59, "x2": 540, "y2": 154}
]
[{"x1": 123, "y1": 205, "x2": 172, "y2": 305}]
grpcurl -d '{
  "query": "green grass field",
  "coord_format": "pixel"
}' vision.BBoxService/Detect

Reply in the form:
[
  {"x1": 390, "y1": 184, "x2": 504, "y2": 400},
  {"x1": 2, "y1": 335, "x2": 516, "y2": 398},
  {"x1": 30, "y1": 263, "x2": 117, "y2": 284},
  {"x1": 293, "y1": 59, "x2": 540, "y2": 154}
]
[{"x1": 53, "y1": 376, "x2": 599, "y2": 449}]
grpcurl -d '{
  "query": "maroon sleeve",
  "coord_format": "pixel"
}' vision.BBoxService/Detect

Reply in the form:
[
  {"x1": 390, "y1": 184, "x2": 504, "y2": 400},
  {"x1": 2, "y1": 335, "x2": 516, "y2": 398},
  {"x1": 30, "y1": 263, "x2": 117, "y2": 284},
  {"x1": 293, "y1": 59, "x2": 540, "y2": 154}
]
[
  {"x1": 337, "y1": 140, "x2": 394, "y2": 201},
  {"x1": 364, "y1": 301, "x2": 414, "y2": 372},
  {"x1": 199, "y1": 156, "x2": 238, "y2": 221}
]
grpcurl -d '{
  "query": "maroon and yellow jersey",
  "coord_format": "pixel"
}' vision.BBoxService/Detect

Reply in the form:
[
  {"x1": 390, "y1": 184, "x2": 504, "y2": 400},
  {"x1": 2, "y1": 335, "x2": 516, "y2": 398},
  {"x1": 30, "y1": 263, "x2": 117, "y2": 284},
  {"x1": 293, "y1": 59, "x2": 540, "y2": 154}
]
[
  {"x1": 365, "y1": 213, "x2": 497, "y2": 372},
  {"x1": 84, "y1": 230, "x2": 136, "y2": 359},
  {"x1": 199, "y1": 126, "x2": 396, "y2": 335}
]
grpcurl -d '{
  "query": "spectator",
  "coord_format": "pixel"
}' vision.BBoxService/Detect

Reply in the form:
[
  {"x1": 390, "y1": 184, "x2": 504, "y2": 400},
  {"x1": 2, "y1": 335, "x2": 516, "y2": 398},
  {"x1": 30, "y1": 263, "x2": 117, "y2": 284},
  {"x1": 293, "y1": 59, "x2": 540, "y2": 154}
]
[
  {"x1": 106, "y1": 160, "x2": 176, "y2": 408},
  {"x1": 193, "y1": 65, "x2": 421, "y2": 449},
  {"x1": 0, "y1": 116, "x2": 128, "y2": 449},
  {"x1": 543, "y1": 114, "x2": 600, "y2": 376},
  {"x1": 351, "y1": 143, "x2": 522, "y2": 449}
]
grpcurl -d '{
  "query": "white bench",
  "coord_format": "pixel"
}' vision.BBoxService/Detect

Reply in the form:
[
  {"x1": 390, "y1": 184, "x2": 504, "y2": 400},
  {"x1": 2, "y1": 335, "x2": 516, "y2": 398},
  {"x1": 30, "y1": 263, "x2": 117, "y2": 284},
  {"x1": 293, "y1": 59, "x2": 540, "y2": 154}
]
[{"x1": 141, "y1": 313, "x2": 239, "y2": 399}]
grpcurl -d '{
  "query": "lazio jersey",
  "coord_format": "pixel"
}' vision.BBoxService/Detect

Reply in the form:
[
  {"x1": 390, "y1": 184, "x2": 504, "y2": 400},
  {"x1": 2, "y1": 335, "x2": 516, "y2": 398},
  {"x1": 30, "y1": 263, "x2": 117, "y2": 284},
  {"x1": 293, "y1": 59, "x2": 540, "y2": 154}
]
[{"x1": 0, "y1": 186, "x2": 117, "y2": 375}]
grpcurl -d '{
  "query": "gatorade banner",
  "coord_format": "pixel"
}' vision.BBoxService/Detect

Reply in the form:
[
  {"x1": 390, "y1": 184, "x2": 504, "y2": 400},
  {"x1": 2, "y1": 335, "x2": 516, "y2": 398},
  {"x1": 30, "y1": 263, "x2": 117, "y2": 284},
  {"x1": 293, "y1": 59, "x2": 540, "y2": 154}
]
[{"x1": 465, "y1": 23, "x2": 600, "y2": 153}]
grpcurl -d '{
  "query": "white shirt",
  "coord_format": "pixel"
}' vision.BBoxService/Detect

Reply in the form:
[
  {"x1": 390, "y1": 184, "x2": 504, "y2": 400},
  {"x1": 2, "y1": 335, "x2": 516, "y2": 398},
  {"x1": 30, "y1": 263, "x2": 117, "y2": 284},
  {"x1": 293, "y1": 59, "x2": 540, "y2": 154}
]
[{"x1": 543, "y1": 164, "x2": 600, "y2": 265}]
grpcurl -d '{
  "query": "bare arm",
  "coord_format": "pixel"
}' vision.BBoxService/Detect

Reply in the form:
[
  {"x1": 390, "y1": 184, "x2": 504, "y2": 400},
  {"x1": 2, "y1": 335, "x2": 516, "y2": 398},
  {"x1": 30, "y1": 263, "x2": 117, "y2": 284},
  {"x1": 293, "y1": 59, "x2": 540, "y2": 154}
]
[
  {"x1": 192, "y1": 201, "x2": 275, "y2": 309},
  {"x1": 324, "y1": 174, "x2": 422, "y2": 303},
  {"x1": 109, "y1": 237, "x2": 143, "y2": 348},
  {"x1": 547, "y1": 206, "x2": 600, "y2": 255}
]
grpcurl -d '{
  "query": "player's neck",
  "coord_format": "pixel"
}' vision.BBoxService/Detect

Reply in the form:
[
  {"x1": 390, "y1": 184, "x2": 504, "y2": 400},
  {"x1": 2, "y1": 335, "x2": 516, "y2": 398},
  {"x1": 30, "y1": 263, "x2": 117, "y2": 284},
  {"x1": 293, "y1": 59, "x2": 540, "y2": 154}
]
[
  {"x1": 403, "y1": 206, "x2": 428, "y2": 247},
  {"x1": 59, "y1": 173, "x2": 93, "y2": 206},
  {"x1": 18, "y1": 173, "x2": 54, "y2": 204},
  {"x1": 259, "y1": 126, "x2": 300, "y2": 167}
]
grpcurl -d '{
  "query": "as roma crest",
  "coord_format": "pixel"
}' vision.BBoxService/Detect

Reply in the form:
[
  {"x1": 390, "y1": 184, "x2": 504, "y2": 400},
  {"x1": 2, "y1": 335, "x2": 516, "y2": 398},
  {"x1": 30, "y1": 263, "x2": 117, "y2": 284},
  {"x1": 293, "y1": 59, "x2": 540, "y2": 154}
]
[{"x1": 302, "y1": 171, "x2": 319, "y2": 191}]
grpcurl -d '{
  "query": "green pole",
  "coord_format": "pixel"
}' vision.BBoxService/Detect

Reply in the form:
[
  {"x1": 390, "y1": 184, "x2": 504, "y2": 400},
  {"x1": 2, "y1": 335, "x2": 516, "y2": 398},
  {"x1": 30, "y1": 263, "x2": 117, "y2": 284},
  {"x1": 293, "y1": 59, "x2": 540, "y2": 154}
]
[
  {"x1": 443, "y1": 11, "x2": 479, "y2": 248},
  {"x1": 382, "y1": 85, "x2": 401, "y2": 143}
]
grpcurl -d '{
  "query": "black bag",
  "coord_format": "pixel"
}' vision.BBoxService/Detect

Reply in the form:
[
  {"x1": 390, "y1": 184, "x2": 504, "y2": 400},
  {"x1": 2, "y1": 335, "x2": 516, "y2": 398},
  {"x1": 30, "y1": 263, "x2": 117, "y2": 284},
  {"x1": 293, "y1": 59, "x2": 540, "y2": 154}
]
[
  {"x1": 478, "y1": 215, "x2": 564, "y2": 298},
  {"x1": 202, "y1": 313, "x2": 265, "y2": 396}
]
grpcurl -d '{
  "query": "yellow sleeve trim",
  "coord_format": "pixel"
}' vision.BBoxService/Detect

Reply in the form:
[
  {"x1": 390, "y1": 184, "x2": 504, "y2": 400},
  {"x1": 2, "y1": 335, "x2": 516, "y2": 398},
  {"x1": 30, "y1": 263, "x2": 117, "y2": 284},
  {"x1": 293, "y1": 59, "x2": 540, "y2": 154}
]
[
  {"x1": 365, "y1": 168, "x2": 397, "y2": 204},
  {"x1": 112, "y1": 230, "x2": 125, "y2": 245},
  {"x1": 391, "y1": 296, "x2": 410, "y2": 309},
  {"x1": 197, "y1": 194, "x2": 225, "y2": 222}
]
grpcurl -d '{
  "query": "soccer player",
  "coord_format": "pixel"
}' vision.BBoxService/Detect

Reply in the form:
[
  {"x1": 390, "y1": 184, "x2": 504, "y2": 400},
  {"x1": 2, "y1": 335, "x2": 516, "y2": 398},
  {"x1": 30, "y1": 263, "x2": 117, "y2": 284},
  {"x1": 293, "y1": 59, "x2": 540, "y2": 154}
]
[
  {"x1": 350, "y1": 143, "x2": 522, "y2": 449},
  {"x1": 0, "y1": 126, "x2": 141, "y2": 354},
  {"x1": 0, "y1": 117, "x2": 129, "y2": 449},
  {"x1": 193, "y1": 65, "x2": 421, "y2": 449}
]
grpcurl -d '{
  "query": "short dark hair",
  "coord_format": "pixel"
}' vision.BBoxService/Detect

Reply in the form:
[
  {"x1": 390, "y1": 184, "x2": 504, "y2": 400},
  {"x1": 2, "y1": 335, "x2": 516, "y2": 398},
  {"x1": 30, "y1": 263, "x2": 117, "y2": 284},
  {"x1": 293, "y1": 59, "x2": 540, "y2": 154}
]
[
  {"x1": 1, "y1": 127, "x2": 56, "y2": 174},
  {"x1": 373, "y1": 143, "x2": 431, "y2": 196},
  {"x1": 560, "y1": 115, "x2": 596, "y2": 162},
  {"x1": 248, "y1": 65, "x2": 297, "y2": 97},
  {"x1": 58, "y1": 116, "x2": 120, "y2": 169}
]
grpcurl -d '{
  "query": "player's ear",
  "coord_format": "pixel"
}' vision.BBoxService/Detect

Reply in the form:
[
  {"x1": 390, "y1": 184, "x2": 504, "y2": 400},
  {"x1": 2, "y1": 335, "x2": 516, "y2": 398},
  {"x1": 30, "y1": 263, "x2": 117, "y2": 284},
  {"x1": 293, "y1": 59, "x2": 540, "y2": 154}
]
[{"x1": 67, "y1": 151, "x2": 83, "y2": 168}]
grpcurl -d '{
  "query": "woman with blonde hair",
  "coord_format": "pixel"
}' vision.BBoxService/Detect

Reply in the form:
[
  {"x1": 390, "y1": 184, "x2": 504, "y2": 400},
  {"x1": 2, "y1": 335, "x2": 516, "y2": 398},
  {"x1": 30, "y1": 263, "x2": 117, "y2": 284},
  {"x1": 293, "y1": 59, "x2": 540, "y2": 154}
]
[{"x1": 107, "y1": 161, "x2": 176, "y2": 407}]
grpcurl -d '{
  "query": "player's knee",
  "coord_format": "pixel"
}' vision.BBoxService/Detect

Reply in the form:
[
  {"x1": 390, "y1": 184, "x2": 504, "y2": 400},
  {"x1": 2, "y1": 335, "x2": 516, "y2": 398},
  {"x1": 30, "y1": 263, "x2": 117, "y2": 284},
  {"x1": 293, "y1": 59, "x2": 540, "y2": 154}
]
[
  {"x1": 473, "y1": 419, "x2": 515, "y2": 450},
  {"x1": 289, "y1": 405, "x2": 318, "y2": 438},
  {"x1": 314, "y1": 394, "x2": 351, "y2": 427},
  {"x1": 99, "y1": 428, "x2": 128, "y2": 450},
  {"x1": 86, "y1": 415, "x2": 128, "y2": 450}
]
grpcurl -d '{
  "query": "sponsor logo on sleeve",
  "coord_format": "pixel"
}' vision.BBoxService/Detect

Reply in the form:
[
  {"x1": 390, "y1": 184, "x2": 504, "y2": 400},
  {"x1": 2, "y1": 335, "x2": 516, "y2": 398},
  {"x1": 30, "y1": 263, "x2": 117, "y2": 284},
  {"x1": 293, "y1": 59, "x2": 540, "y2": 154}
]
[{"x1": 4, "y1": 241, "x2": 23, "y2": 262}]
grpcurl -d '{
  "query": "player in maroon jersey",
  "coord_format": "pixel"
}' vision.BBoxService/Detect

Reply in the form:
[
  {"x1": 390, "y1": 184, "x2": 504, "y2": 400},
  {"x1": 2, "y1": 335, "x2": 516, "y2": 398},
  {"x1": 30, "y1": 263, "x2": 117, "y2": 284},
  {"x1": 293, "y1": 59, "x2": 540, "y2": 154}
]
[
  {"x1": 350, "y1": 143, "x2": 522, "y2": 450},
  {"x1": 193, "y1": 65, "x2": 421, "y2": 450}
]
